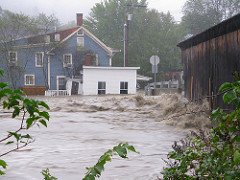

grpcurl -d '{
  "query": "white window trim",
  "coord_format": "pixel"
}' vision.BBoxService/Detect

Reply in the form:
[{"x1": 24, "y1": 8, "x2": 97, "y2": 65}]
[
  {"x1": 63, "y1": 54, "x2": 72, "y2": 67},
  {"x1": 120, "y1": 81, "x2": 128, "y2": 94},
  {"x1": 98, "y1": 81, "x2": 106, "y2": 94},
  {"x1": 56, "y1": 76, "x2": 66, "y2": 90},
  {"x1": 8, "y1": 51, "x2": 17, "y2": 63},
  {"x1": 55, "y1": 33, "x2": 60, "y2": 41},
  {"x1": 35, "y1": 52, "x2": 44, "y2": 67},
  {"x1": 24, "y1": 74, "x2": 35, "y2": 86},
  {"x1": 77, "y1": 36, "x2": 84, "y2": 47}
]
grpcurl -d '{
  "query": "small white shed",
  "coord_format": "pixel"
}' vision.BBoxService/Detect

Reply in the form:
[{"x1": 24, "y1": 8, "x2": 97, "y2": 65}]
[{"x1": 82, "y1": 66, "x2": 140, "y2": 95}]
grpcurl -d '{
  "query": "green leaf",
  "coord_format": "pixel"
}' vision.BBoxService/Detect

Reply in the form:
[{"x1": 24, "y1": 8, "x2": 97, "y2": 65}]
[
  {"x1": 126, "y1": 145, "x2": 139, "y2": 153},
  {"x1": 8, "y1": 131, "x2": 21, "y2": 141},
  {"x1": 39, "y1": 119, "x2": 47, "y2": 127},
  {"x1": 233, "y1": 150, "x2": 240, "y2": 164},
  {"x1": 223, "y1": 91, "x2": 236, "y2": 104},
  {"x1": 0, "y1": 159, "x2": 7, "y2": 169},
  {"x1": 39, "y1": 111, "x2": 50, "y2": 121},
  {"x1": 219, "y1": 82, "x2": 233, "y2": 92},
  {"x1": 41, "y1": 168, "x2": 58, "y2": 180},
  {"x1": 0, "y1": 88, "x2": 13, "y2": 97},
  {"x1": 13, "y1": 89, "x2": 23, "y2": 95},
  {"x1": 83, "y1": 143, "x2": 137, "y2": 179},
  {"x1": 26, "y1": 117, "x2": 35, "y2": 129},
  {"x1": 5, "y1": 141, "x2": 14, "y2": 145},
  {"x1": 21, "y1": 134, "x2": 32, "y2": 139},
  {"x1": 0, "y1": 170, "x2": 5, "y2": 175},
  {"x1": 94, "y1": 162, "x2": 104, "y2": 174},
  {"x1": 12, "y1": 106, "x2": 20, "y2": 118},
  {"x1": 114, "y1": 145, "x2": 127, "y2": 158},
  {"x1": 233, "y1": 135, "x2": 240, "y2": 142},
  {"x1": 99, "y1": 153, "x2": 112, "y2": 163},
  {"x1": 0, "y1": 82, "x2": 8, "y2": 89},
  {"x1": 38, "y1": 101, "x2": 50, "y2": 110}
]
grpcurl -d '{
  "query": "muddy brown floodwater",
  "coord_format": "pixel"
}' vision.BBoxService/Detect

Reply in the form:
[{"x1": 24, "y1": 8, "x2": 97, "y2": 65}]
[{"x1": 0, "y1": 94, "x2": 203, "y2": 180}]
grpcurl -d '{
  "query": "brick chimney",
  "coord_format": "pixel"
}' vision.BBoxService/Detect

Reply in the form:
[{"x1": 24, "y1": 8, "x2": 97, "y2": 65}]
[{"x1": 76, "y1": 13, "x2": 83, "y2": 26}]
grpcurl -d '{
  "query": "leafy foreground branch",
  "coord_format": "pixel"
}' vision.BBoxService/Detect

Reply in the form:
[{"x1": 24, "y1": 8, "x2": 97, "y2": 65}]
[
  {"x1": 83, "y1": 142, "x2": 138, "y2": 180},
  {"x1": 161, "y1": 80, "x2": 240, "y2": 179},
  {"x1": 41, "y1": 142, "x2": 138, "y2": 180},
  {"x1": 0, "y1": 69, "x2": 50, "y2": 175}
]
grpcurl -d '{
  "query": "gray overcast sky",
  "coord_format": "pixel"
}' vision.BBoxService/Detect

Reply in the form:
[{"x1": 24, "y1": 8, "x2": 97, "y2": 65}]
[{"x1": 0, "y1": 0, "x2": 186, "y2": 24}]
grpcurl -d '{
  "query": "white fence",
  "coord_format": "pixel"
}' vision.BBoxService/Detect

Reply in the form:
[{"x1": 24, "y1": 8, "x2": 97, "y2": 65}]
[{"x1": 45, "y1": 90, "x2": 70, "y2": 96}]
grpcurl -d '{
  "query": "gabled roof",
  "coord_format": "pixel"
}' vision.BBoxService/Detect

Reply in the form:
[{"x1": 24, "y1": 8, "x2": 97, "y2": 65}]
[
  {"x1": 25, "y1": 26, "x2": 117, "y2": 56},
  {"x1": 27, "y1": 27, "x2": 79, "y2": 44},
  {"x1": 10, "y1": 26, "x2": 118, "y2": 56}
]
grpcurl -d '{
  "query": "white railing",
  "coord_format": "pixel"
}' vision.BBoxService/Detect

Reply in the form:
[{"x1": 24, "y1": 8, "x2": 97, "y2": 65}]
[
  {"x1": 146, "y1": 80, "x2": 179, "y2": 89},
  {"x1": 45, "y1": 90, "x2": 70, "y2": 96}
]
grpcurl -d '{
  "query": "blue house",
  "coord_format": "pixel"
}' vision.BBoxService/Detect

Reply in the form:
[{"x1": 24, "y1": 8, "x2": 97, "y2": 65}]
[{"x1": 0, "y1": 13, "x2": 118, "y2": 95}]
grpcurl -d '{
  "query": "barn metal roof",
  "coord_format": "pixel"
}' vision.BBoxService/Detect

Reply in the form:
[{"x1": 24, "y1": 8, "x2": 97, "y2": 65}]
[{"x1": 178, "y1": 13, "x2": 240, "y2": 50}]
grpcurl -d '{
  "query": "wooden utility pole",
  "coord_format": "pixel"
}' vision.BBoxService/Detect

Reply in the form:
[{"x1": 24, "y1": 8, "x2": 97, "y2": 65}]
[
  {"x1": 124, "y1": 14, "x2": 131, "y2": 67},
  {"x1": 124, "y1": 3, "x2": 146, "y2": 67}
]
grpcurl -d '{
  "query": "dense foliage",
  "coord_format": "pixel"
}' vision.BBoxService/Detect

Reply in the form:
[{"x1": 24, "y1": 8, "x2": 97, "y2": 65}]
[
  {"x1": 0, "y1": 7, "x2": 59, "y2": 41},
  {"x1": 162, "y1": 80, "x2": 240, "y2": 179},
  {"x1": 182, "y1": 0, "x2": 240, "y2": 35}
]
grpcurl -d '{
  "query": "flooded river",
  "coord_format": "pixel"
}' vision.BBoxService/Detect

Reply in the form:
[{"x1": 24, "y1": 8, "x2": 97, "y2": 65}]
[{"x1": 0, "y1": 95, "x2": 195, "y2": 179}]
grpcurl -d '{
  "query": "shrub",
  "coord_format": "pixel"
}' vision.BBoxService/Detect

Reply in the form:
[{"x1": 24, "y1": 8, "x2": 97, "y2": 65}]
[{"x1": 161, "y1": 80, "x2": 240, "y2": 179}]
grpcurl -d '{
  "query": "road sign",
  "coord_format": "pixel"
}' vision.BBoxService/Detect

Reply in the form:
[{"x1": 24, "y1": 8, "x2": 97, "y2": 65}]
[
  {"x1": 150, "y1": 55, "x2": 160, "y2": 65},
  {"x1": 152, "y1": 65, "x2": 158, "y2": 73}
]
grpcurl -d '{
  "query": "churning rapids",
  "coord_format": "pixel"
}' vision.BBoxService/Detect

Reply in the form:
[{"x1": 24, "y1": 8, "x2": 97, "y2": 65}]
[{"x1": 0, "y1": 94, "x2": 210, "y2": 179}]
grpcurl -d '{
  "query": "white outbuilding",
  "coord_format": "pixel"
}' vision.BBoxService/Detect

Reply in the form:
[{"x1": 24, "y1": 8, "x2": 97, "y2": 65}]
[{"x1": 82, "y1": 66, "x2": 140, "y2": 95}]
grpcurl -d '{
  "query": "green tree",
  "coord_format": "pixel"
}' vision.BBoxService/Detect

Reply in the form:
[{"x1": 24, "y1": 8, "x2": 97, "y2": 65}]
[
  {"x1": 182, "y1": 0, "x2": 240, "y2": 35},
  {"x1": 85, "y1": 0, "x2": 184, "y2": 77}
]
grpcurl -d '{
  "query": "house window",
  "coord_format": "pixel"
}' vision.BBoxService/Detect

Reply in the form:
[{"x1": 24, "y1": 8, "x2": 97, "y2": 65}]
[
  {"x1": 45, "y1": 35, "x2": 50, "y2": 43},
  {"x1": 77, "y1": 37, "x2": 84, "y2": 47},
  {"x1": 120, "y1": 82, "x2": 128, "y2": 94},
  {"x1": 63, "y1": 54, "x2": 72, "y2": 67},
  {"x1": 35, "y1": 52, "x2": 44, "y2": 67},
  {"x1": 57, "y1": 76, "x2": 66, "y2": 90},
  {"x1": 25, "y1": 74, "x2": 35, "y2": 86},
  {"x1": 77, "y1": 29, "x2": 84, "y2": 36},
  {"x1": 55, "y1": 34, "x2": 60, "y2": 41},
  {"x1": 98, "y1": 81, "x2": 106, "y2": 95},
  {"x1": 9, "y1": 51, "x2": 17, "y2": 63}
]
